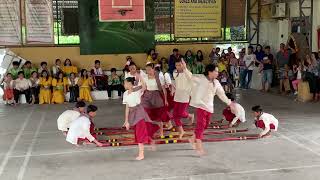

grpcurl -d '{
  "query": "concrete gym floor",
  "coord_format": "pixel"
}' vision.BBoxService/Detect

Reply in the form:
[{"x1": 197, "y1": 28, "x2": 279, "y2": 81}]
[{"x1": 1, "y1": 90, "x2": 320, "y2": 180}]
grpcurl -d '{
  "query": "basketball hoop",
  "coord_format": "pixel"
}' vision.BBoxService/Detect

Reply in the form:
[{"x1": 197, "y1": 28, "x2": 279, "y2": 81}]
[{"x1": 118, "y1": 9, "x2": 133, "y2": 16}]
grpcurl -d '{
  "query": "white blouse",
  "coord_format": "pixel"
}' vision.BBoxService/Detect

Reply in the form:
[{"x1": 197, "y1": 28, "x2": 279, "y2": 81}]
[
  {"x1": 144, "y1": 74, "x2": 164, "y2": 91},
  {"x1": 122, "y1": 89, "x2": 143, "y2": 107},
  {"x1": 229, "y1": 103, "x2": 246, "y2": 125},
  {"x1": 66, "y1": 115, "x2": 95, "y2": 145},
  {"x1": 190, "y1": 74, "x2": 231, "y2": 113},
  {"x1": 173, "y1": 69, "x2": 192, "y2": 103},
  {"x1": 257, "y1": 112, "x2": 279, "y2": 136},
  {"x1": 57, "y1": 110, "x2": 81, "y2": 131}
]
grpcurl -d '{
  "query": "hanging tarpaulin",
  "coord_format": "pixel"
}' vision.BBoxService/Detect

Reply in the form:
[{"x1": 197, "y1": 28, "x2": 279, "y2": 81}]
[
  {"x1": 25, "y1": 0, "x2": 54, "y2": 44},
  {"x1": 0, "y1": 0, "x2": 22, "y2": 45}
]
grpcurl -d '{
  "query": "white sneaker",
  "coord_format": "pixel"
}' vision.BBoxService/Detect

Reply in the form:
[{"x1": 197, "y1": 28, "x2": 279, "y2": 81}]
[{"x1": 294, "y1": 91, "x2": 298, "y2": 95}]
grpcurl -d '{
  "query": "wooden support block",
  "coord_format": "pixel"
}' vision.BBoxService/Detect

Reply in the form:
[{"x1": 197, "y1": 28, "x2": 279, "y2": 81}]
[{"x1": 298, "y1": 81, "x2": 313, "y2": 102}]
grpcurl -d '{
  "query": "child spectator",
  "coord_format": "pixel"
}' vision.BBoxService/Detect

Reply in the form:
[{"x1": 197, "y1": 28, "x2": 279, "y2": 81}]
[
  {"x1": 38, "y1": 62, "x2": 50, "y2": 75},
  {"x1": 13, "y1": 71, "x2": 32, "y2": 104},
  {"x1": 146, "y1": 48, "x2": 159, "y2": 64},
  {"x1": 68, "y1": 72, "x2": 79, "y2": 102},
  {"x1": 91, "y1": 60, "x2": 108, "y2": 90},
  {"x1": 51, "y1": 71, "x2": 66, "y2": 104},
  {"x1": 23, "y1": 61, "x2": 37, "y2": 79},
  {"x1": 29, "y1": 71, "x2": 40, "y2": 104},
  {"x1": 2, "y1": 73, "x2": 15, "y2": 105},
  {"x1": 78, "y1": 69, "x2": 93, "y2": 102},
  {"x1": 52, "y1": 59, "x2": 62, "y2": 77},
  {"x1": 107, "y1": 68, "x2": 123, "y2": 98},
  {"x1": 62, "y1": 58, "x2": 78, "y2": 77},
  {"x1": 184, "y1": 50, "x2": 195, "y2": 70},
  {"x1": 8, "y1": 61, "x2": 21, "y2": 80},
  {"x1": 220, "y1": 70, "x2": 232, "y2": 93},
  {"x1": 39, "y1": 70, "x2": 52, "y2": 104}
]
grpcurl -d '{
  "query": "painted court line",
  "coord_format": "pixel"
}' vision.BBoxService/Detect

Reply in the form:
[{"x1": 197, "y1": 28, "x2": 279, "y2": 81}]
[
  {"x1": 279, "y1": 127, "x2": 320, "y2": 146},
  {"x1": 143, "y1": 164, "x2": 320, "y2": 180},
  {"x1": 277, "y1": 131, "x2": 320, "y2": 157},
  {"x1": 17, "y1": 112, "x2": 46, "y2": 180},
  {"x1": 0, "y1": 108, "x2": 34, "y2": 177}
]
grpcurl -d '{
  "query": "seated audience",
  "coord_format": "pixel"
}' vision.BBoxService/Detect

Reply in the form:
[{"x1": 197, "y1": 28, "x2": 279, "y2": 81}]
[
  {"x1": 38, "y1": 62, "x2": 50, "y2": 75},
  {"x1": 2, "y1": 73, "x2": 15, "y2": 105},
  {"x1": 68, "y1": 72, "x2": 79, "y2": 102},
  {"x1": 8, "y1": 61, "x2": 21, "y2": 80},
  {"x1": 62, "y1": 58, "x2": 78, "y2": 77},
  {"x1": 91, "y1": 60, "x2": 108, "y2": 90},
  {"x1": 39, "y1": 70, "x2": 52, "y2": 104},
  {"x1": 52, "y1": 59, "x2": 62, "y2": 77},
  {"x1": 13, "y1": 71, "x2": 32, "y2": 104},
  {"x1": 23, "y1": 61, "x2": 37, "y2": 79},
  {"x1": 78, "y1": 69, "x2": 93, "y2": 102},
  {"x1": 107, "y1": 68, "x2": 124, "y2": 98},
  {"x1": 29, "y1": 71, "x2": 40, "y2": 104},
  {"x1": 52, "y1": 72, "x2": 67, "y2": 104}
]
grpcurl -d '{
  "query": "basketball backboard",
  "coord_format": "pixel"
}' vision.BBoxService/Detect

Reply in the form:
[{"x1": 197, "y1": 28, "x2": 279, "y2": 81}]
[{"x1": 99, "y1": 0, "x2": 145, "y2": 22}]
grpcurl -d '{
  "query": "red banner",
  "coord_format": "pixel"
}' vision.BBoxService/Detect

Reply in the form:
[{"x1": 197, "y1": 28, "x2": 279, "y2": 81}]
[{"x1": 99, "y1": 0, "x2": 145, "y2": 22}]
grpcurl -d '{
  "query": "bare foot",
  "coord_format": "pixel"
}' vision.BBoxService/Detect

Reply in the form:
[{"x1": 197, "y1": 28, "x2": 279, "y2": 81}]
[
  {"x1": 136, "y1": 155, "x2": 144, "y2": 160},
  {"x1": 150, "y1": 140, "x2": 156, "y2": 151},
  {"x1": 188, "y1": 114, "x2": 195, "y2": 125},
  {"x1": 83, "y1": 141, "x2": 94, "y2": 145},
  {"x1": 188, "y1": 138, "x2": 196, "y2": 150},
  {"x1": 196, "y1": 149, "x2": 207, "y2": 156},
  {"x1": 179, "y1": 130, "x2": 185, "y2": 139},
  {"x1": 166, "y1": 122, "x2": 173, "y2": 130}
]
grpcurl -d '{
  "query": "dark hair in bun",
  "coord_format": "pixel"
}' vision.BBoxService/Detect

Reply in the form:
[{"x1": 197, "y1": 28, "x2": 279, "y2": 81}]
[
  {"x1": 125, "y1": 77, "x2": 135, "y2": 85},
  {"x1": 252, "y1": 105, "x2": 263, "y2": 112}
]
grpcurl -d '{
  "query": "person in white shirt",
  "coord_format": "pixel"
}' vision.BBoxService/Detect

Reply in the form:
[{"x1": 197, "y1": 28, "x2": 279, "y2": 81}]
[
  {"x1": 13, "y1": 71, "x2": 32, "y2": 104},
  {"x1": 123, "y1": 77, "x2": 159, "y2": 160},
  {"x1": 252, "y1": 105, "x2": 279, "y2": 138},
  {"x1": 91, "y1": 60, "x2": 108, "y2": 90},
  {"x1": 242, "y1": 46, "x2": 256, "y2": 89},
  {"x1": 66, "y1": 105, "x2": 104, "y2": 147},
  {"x1": 221, "y1": 93, "x2": 246, "y2": 127},
  {"x1": 141, "y1": 63, "x2": 168, "y2": 137},
  {"x1": 172, "y1": 58, "x2": 194, "y2": 138},
  {"x1": 57, "y1": 101, "x2": 86, "y2": 136},
  {"x1": 52, "y1": 59, "x2": 62, "y2": 77},
  {"x1": 189, "y1": 64, "x2": 235, "y2": 156},
  {"x1": 125, "y1": 62, "x2": 147, "y2": 87}
]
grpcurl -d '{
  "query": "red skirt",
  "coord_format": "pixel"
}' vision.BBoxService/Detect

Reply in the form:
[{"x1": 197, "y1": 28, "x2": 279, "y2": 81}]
[
  {"x1": 144, "y1": 107, "x2": 171, "y2": 122},
  {"x1": 222, "y1": 107, "x2": 240, "y2": 124},
  {"x1": 3, "y1": 88, "x2": 13, "y2": 100},
  {"x1": 134, "y1": 119, "x2": 159, "y2": 143},
  {"x1": 255, "y1": 120, "x2": 276, "y2": 130},
  {"x1": 166, "y1": 87, "x2": 174, "y2": 111}
]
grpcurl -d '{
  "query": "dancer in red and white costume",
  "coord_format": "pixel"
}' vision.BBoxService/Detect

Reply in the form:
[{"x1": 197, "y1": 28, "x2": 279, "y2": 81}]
[
  {"x1": 221, "y1": 93, "x2": 246, "y2": 128},
  {"x1": 141, "y1": 63, "x2": 168, "y2": 137},
  {"x1": 66, "y1": 105, "x2": 104, "y2": 147},
  {"x1": 189, "y1": 64, "x2": 235, "y2": 156},
  {"x1": 252, "y1": 105, "x2": 279, "y2": 138},
  {"x1": 57, "y1": 101, "x2": 86, "y2": 136},
  {"x1": 123, "y1": 77, "x2": 159, "y2": 160},
  {"x1": 172, "y1": 58, "x2": 194, "y2": 138}
]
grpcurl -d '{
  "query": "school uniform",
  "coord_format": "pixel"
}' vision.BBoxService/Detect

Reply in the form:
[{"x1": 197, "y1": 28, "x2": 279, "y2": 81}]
[
  {"x1": 57, "y1": 110, "x2": 81, "y2": 132},
  {"x1": 190, "y1": 75, "x2": 231, "y2": 140},
  {"x1": 222, "y1": 103, "x2": 246, "y2": 125},
  {"x1": 13, "y1": 78, "x2": 32, "y2": 103},
  {"x1": 172, "y1": 69, "x2": 192, "y2": 126},
  {"x1": 91, "y1": 67, "x2": 108, "y2": 90},
  {"x1": 66, "y1": 115, "x2": 96, "y2": 145},
  {"x1": 68, "y1": 77, "x2": 79, "y2": 102},
  {"x1": 141, "y1": 73, "x2": 168, "y2": 122},
  {"x1": 123, "y1": 88, "x2": 159, "y2": 143},
  {"x1": 255, "y1": 112, "x2": 279, "y2": 136},
  {"x1": 29, "y1": 77, "x2": 40, "y2": 104}
]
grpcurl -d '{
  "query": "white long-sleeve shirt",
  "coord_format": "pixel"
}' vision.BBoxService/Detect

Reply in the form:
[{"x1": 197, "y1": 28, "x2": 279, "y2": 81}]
[
  {"x1": 230, "y1": 103, "x2": 246, "y2": 125},
  {"x1": 258, "y1": 112, "x2": 279, "y2": 136},
  {"x1": 190, "y1": 74, "x2": 231, "y2": 113},
  {"x1": 173, "y1": 69, "x2": 192, "y2": 103},
  {"x1": 57, "y1": 110, "x2": 81, "y2": 131},
  {"x1": 66, "y1": 115, "x2": 95, "y2": 145},
  {"x1": 14, "y1": 78, "x2": 31, "y2": 90},
  {"x1": 124, "y1": 70, "x2": 147, "y2": 86}
]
